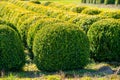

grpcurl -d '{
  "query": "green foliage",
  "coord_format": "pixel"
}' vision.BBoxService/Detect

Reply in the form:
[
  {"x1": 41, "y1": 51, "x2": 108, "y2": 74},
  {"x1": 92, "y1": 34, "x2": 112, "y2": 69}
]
[
  {"x1": 81, "y1": 8, "x2": 102, "y2": 15},
  {"x1": 0, "y1": 24, "x2": 25, "y2": 71},
  {"x1": 76, "y1": 15, "x2": 105, "y2": 33},
  {"x1": 30, "y1": 0, "x2": 41, "y2": 4},
  {"x1": 17, "y1": 15, "x2": 46, "y2": 46},
  {"x1": 69, "y1": 14, "x2": 88, "y2": 24},
  {"x1": 71, "y1": 6, "x2": 87, "y2": 13},
  {"x1": 87, "y1": 19, "x2": 120, "y2": 62},
  {"x1": 33, "y1": 23, "x2": 90, "y2": 71},
  {"x1": 42, "y1": 1, "x2": 52, "y2": 6},
  {"x1": 0, "y1": 18, "x2": 18, "y2": 33},
  {"x1": 27, "y1": 18, "x2": 63, "y2": 50},
  {"x1": 100, "y1": 10, "x2": 120, "y2": 19},
  {"x1": 104, "y1": 0, "x2": 115, "y2": 4},
  {"x1": 0, "y1": 2, "x2": 47, "y2": 46}
]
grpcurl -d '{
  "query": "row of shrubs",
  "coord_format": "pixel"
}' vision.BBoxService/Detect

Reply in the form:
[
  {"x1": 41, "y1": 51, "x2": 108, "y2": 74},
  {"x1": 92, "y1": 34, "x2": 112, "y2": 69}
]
[
  {"x1": 81, "y1": 0, "x2": 120, "y2": 5},
  {"x1": 0, "y1": 18, "x2": 25, "y2": 71},
  {"x1": 0, "y1": 1, "x2": 120, "y2": 72},
  {"x1": 0, "y1": 2, "x2": 48, "y2": 46},
  {"x1": 0, "y1": 2, "x2": 90, "y2": 72},
  {"x1": 39, "y1": 1, "x2": 120, "y2": 19},
  {"x1": 8, "y1": 0, "x2": 120, "y2": 27}
]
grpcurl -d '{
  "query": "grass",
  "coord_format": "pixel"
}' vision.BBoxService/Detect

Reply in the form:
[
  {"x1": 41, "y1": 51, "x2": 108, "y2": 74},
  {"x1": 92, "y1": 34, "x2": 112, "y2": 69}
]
[{"x1": 0, "y1": 62, "x2": 120, "y2": 80}]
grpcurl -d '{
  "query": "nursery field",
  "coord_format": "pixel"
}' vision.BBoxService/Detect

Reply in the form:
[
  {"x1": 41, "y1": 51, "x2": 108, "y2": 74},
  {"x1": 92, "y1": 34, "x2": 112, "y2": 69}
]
[{"x1": 0, "y1": 0, "x2": 120, "y2": 80}]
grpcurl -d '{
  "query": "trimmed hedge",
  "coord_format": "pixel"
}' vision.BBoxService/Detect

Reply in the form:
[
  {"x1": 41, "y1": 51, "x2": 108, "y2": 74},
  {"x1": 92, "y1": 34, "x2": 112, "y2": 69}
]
[
  {"x1": 0, "y1": 18, "x2": 18, "y2": 32},
  {"x1": 76, "y1": 15, "x2": 105, "y2": 33},
  {"x1": 42, "y1": 1, "x2": 52, "y2": 6},
  {"x1": 87, "y1": 19, "x2": 120, "y2": 62},
  {"x1": 0, "y1": 24, "x2": 25, "y2": 71},
  {"x1": 81, "y1": 8, "x2": 102, "y2": 15},
  {"x1": 33, "y1": 23, "x2": 90, "y2": 71},
  {"x1": 0, "y1": 2, "x2": 47, "y2": 46},
  {"x1": 100, "y1": 10, "x2": 120, "y2": 19},
  {"x1": 69, "y1": 14, "x2": 88, "y2": 24},
  {"x1": 8, "y1": 0, "x2": 77, "y2": 21},
  {"x1": 71, "y1": 6, "x2": 87, "y2": 13},
  {"x1": 30, "y1": 0, "x2": 41, "y2": 4},
  {"x1": 17, "y1": 15, "x2": 46, "y2": 46},
  {"x1": 27, "y1": 18, "x2": 63, "y2": 50}
]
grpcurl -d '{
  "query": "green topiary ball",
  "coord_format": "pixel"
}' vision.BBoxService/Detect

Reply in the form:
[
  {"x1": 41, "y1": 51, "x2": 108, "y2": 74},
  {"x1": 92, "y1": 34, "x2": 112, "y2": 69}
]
[
  {"x1": 27, "y1": 18, "x2": 63, "y2": 50},
  {"x1": 71, "y1": 6, "x2": 87, "y2": 13},
  {"x1": 76, "y1": 15, "x2": 106, "y2": 33},
  {"x1": 30, "y1": 0, "x2": 41, "y2": 4},
  {"x1": 0, "y1": 24, "x2": 25, "y2": 71},
  {"x1": 100, "y1": 10, "x2": 120, "y2": 19},
  {"x1": 82, "y1": 8, "x2": 102, "y2": 15},
  {"x1": 0, "y1": 18, "x2": 18, "y2": 33},
  {"x1": 87, "y1": 19, "x2": 120, "y2": 62},
  {"x1": 33, "y1": 23, "x2": 90, "y2": 72}
]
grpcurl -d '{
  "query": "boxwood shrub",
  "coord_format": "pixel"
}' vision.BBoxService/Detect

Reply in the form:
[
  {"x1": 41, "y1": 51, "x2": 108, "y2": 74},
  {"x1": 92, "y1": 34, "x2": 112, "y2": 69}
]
[
  {"x1": 87, "y1": 19, "x2": 120, "y2": 62},
  {"x1": 71, "y1": 6, "x2": 87, "y2": 13},
  {"x1": 42, "y1": 1, "x2": 52, "y2": 6},
  {"x1": 69, "y1": 14, "x2": 88, "y2": 24},
  {"x1": 0, "y1": 24, "x2": 25, "y2": 71},
  {"x1": 76, "y1": 15, "x2": 106, "y2": 33},
  {"x1": 17, "y1": 16, "x2": 46, "y2": 46},
  {"x1": 27, "y1": 18, "x2": 63, "y2": 50},
  {"x1": 0, "y1": 18, "x2": 18, "y2": 32},
  {"x1": 33, "y1": 23, "x2": 90, "y2": 72},
  {"x1": 30, "y1": 0, "x2": 41, "y2": 4},
  {"x1": 100, "y1": 10, "x2": 120, "y2": 19},
  {"x1": 81, "y1": 8, "x2": 102, "y2": 15}
]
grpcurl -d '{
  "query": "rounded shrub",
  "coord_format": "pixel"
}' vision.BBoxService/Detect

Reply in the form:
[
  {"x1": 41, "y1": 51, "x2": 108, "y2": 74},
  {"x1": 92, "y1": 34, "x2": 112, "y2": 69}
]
[
  {"x1": 76, "y1": 15, "x2": 106, "y2": 33},
  {"x1": 42, "y1": 1, "x2": 52, "y2": 6},
  {"x1": 71, "y1": 6, "x2": 87, "y2": 13},
  {"x1": 100, "y1": 10, "x2": 120, "y2": 19},
  {"x1": 69, "y1": 14, "x2": 88, "y2": 24},
  {"x1": 0, "y1": 18, "x2": 17, "y2": 32},
  {"x1": 0, "y1": 18, "x2": 21, "y2": 38},
  {"x1": 0, "y1": 24, "x2": 25, "y2": 71},
  {"x1": 30, "y1": 0, "x2": 41, "y2": 4},
  {"x1": 27, "y1": 18, "x2": 63, "y2": 50},
  {"x1": 33, "y1": 23, "x2": 90, "y2": 72},
  {"x1": 17, "y1": 16, "x2": 46, "y2": 46},
  {"x1": 81, "y1": 8, "x2": 102, "y2": 15},
  {"x1": 87, "y1": 19, "x2": 120, "y2": 62}
]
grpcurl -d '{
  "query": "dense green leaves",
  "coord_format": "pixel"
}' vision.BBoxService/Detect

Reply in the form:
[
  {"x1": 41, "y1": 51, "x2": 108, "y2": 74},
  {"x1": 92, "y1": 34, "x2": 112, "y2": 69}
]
[
  {"x1": 100, "y1": 10, "x2": 120, "y2": 19},
  {"x1": 76, "y1": 15, "x2": 106, "y2": 33},
  {"x1": 81, "y1": 8, "x2": 102, "y2": 15},
  {"x1": 33, "y1": 23, "x2": 90, "y2": 71},
  {"x1": 87, "y1": 19, "x2": 120, "y2": 62},
  {"x1": 27, "y1": 18, "x2": 63, "y2": 50},
  {"x1": 0, "y1": 24, "x2": 25, "y2": 71}
]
